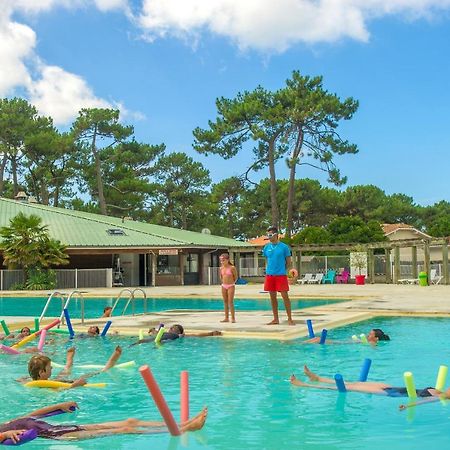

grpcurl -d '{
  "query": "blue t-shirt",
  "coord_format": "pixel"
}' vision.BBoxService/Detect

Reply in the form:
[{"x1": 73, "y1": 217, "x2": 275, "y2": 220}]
[{"x1": 262, "y1": 242, "x2": 291, "y2": 275}]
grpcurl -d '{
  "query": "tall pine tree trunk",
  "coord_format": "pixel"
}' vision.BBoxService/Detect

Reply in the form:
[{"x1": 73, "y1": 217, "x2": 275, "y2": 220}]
[
  {"x1": 91, "y1": 127, "x2": 107, "y2": 215},
  {"x1": 286, "y1": 127, "x2": 303, "y2": 239},
  {"x1": 0, "y1": 153, "x2": 7, "y2": 196},
  {"x1": 268, "y1": 138, "x2": 279, "y2": 228}
]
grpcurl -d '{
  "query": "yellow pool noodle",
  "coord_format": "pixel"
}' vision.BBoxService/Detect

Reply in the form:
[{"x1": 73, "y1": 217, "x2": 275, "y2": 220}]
[
  {"x1": 11, "y1": 332, "x2": 38, "y2": 349},
  {"x1": 25, "y1": 380, "x2": 106, "y2": 389},
  {"x1": 404, "y1": 371, "x2": 417, "y2": 399},
  {"x1": 139, "y1": 329, "x2": 144, "y2": 340},
  {"x1": 155, "y1": 327, "x2": 166, "y2": 345},
  {"x1": 435, "y1": 365, "x2": 448, "y2": 391}
]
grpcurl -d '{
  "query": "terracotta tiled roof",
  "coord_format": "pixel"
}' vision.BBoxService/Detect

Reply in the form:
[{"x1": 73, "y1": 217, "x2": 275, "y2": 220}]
[{"x1": 382, "y1": 223, "x2": 414, "y2": 235}]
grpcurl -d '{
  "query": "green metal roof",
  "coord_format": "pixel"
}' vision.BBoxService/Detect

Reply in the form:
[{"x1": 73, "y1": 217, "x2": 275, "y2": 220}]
[{"x1": 0, "y1": 198, "x2": 250, "y2": 249}]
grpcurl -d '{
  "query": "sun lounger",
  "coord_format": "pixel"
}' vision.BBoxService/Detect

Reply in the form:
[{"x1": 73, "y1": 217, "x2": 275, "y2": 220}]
[
  {"x1": 398, "y1": 278, "x2": 418, "y2": 285},
  {"x1": 298, "y1": 273, "x2": 314, "y2": 284},
  {"x1": 430, "y1": 269, "x2": 443, "y2": 285},
  {"x1": 308, "y1": 273, "x2": 323, "y2": 284}
]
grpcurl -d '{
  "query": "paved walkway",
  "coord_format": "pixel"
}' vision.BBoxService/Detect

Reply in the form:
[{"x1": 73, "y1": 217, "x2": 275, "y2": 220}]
[{"x1": 3, "y1": 283, "x2": 450, "y2": 340}]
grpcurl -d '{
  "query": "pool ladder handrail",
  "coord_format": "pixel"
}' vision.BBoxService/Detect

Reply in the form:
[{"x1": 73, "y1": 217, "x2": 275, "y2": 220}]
[
  {"x1": 38, "y1": 291, "x2": 66, "y2": 324},
  {"x1": 111, "y1": 288, "x2": 148, "y2": 316},
  {"x1": 59, "y1": 290, "x2": 88, "y2": 325}
]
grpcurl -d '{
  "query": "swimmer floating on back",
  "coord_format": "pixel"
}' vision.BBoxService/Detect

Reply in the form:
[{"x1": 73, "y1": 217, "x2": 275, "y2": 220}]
[
  {"x1": 290, "y1": 365, "x2": 450, "y2": 409},
  {"x1": 0, "y1": 401, "x2": 207, "y2": 443},
  {"x1": 304, "y1": 328, "x2": 390, "y2": 345}
]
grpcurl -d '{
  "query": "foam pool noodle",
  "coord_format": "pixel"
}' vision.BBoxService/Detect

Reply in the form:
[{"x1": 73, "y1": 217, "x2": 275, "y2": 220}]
[
  {"x1": 155, "y1": 327, "x2": 166, "y2": 345},
  {"x1": 1, "y1": 320, "x2": 10, "y2": 336},
  {"x1": 334, "y1": 374, "x2": 347, "y2": 393},
  {"x1": 404, "y1": 371, "x2": 417, "y2": 399},
  {"x1": 435, "y1": 365, "x2": 448, "y2": 392},
  {"x1": 359, "y1": 334, "x2": 368, "y2": 344}
]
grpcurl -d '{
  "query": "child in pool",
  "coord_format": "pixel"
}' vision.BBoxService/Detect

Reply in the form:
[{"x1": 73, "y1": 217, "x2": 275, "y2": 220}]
[
  {"x1": 17, "y1": 346, "x2": 122, "y2": 389},
  {"x1": 304, "y1": 328, "x2": 390, "y2": 345},
  {"x1": 0, "y1": 401, "x2": 208, "y2": 443},
  {"x1": 219, "y1": 253, "x2": 237, "y2": 323},
  {"x1": 290, "y1": 365, "x2": 450, "y2": 408}
]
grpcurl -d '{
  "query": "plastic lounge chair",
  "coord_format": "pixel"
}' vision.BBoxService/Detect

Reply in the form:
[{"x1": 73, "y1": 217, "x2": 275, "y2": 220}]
[
  {"x1": 430, "y1": 269, "x2": 443, "y2": 285},
  {"x1": 298, "y1": 273, "x2": 314, "y2": 284},
  {"x1": 309, "y1": 273, "x2": 323, "y2": 284},
  {"x1": 322, "y1": 270, "x2": 336, "y2": 284},
  {"x1": 398, "y1": 278, "x2": 418, "y2": 285},
  {"x1": 335, "y1": 270, "x2": 350, "y2": 284}
]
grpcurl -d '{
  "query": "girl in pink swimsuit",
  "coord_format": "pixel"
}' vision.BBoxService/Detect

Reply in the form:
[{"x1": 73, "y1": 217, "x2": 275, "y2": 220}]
[{"x1": 219, "y1": 253, "x2": 237, "y2": 323}]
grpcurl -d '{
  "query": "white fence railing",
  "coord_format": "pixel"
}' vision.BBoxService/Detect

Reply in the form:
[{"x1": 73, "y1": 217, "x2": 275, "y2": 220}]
[{"x1": 0, "y1": 268, "x2": 113, "y2": 290}]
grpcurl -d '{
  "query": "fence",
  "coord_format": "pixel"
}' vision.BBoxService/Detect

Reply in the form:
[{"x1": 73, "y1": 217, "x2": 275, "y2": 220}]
[
  {"x1": 0, "y1": 268, "x2": 113, "y2": 290},
  {"x1": 299, "y1": 255, "x2": 351, "y2": 275}
]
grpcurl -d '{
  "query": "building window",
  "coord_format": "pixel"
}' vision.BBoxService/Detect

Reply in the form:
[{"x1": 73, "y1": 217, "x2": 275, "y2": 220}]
[{"x1": 107, "y1": 229, "x2": 126, "y2": 236}]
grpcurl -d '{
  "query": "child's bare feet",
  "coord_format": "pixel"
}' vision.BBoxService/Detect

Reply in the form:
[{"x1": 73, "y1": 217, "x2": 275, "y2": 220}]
[
  {"x1": 304, "y1": 365, "x2": 320, "y2": 382},
  {"x1": 290, "y1": 374, "x2": 307, "y2": 387},
  {"x1": 288, "y1": 319, "x2": 295, "y2": 326},
  {"x1": 231, "y1": 319, "x2": 236, "y2": 323},
  {"x1": 180, "y1": 407, "x2": 208, "y2": 432}
]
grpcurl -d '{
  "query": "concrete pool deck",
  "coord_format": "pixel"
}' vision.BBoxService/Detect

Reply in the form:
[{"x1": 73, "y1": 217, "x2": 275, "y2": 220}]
[{"x1": 2, "y1": 283, "x2": 450, "y2": 340}]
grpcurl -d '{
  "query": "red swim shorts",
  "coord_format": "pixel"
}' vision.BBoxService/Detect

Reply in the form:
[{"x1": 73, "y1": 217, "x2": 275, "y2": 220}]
[{"x1": 264, "y1": 275, "x2": 289, "y2": 292}]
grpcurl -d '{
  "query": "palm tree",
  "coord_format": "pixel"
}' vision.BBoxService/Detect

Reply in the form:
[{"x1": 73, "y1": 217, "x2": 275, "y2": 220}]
[{"x1": 0, "y1": 212, "x2": 68, "y2": 279}]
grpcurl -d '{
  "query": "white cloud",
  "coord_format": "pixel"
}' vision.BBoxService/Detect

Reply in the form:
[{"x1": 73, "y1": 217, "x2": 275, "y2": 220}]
[
  {"x1": 0, "y1": 0, "x2": 130, "y2": 124},
  {"x1": 137, "y1": 0, "x2": 450, "y2": 51},
  {"x1": 0, "y1": 20, "x2": 35, "y2": 94},
  {"x1": 29, "y1": 66, "x2": 111, "y2": 124}
]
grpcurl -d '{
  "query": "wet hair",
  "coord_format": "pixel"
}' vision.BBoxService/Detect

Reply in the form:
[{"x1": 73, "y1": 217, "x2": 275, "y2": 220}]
[
  {"x1": 89, "y1": 326, "x2": 100, "y2": 335},
  {"x1": 28, "y1": 355, "x2": 51, "y2": 380},
  {"x1": 373, "y1": 328, "x2": 390, "y2": 341},
  {"x1": 20, "y1": 327, "x2": 31, "y2": 334},
  {"x1": 171, "y1": 324, "x2": 184, "y2": 335},
  {"x1": 103, "y1": 307, "x2": 112, "y2": 313}
]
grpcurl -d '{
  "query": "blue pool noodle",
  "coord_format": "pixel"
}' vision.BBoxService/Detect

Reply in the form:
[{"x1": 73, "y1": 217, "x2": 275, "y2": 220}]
[
  {"x1": 335, "y1": 374, "x2": 347, "y2": 393},
  {"x1": 319, "y1": 329, "x2": 328, "y2": 344},
  {"x1": 359, "y1": 358, "x2": 372, "y2": 382},
  {"x1": 101, "y1": 321, "x2": 112, "y2": 337},
  {"x1": 306, "y1": 319, "x2": 315, "y2": 338},
  {"x1": 63, "y1": 308, "x2": 75, "y2": 338}
]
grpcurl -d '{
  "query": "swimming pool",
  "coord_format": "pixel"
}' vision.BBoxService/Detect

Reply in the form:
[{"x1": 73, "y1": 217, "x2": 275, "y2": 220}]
[
  {"x1": 1, "y1": 317, "x2": 449, "y2": 449},
  {"x1": 0, "y1": 296, "x2": 343, "y2": 318}
]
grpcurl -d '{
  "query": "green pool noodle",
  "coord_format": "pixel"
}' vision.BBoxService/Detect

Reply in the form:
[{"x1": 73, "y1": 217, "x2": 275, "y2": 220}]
[
  {"x1": 351, "y1": 335, "x2": 360, "y2": 342},
  {"x1": 404, "y1": 371, "x2": 417, "y2": 399},
  {"x1": 435, "y1": 365, "x2": 448, "y2": 391},
  {"x1": 34, "y1": 318, "x2": 39, "y2": 332},
  {"x1": 49, "y1": 328, "x2": 70, "y2": 334},
  {"x1": 1, "y1": 320, "x2": 10, "y2": 336},
  {"x1": 155, "y1": 327, "x2": 166, "y2": 345},
  {"x1": 359, "y1": 334, "x2": 368, "y2": 344}
]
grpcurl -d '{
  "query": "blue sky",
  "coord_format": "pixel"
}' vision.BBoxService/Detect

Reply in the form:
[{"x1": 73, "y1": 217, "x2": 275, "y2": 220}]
[{"x1": 3, "y1": 1, "x2": 450, "y2": 206}]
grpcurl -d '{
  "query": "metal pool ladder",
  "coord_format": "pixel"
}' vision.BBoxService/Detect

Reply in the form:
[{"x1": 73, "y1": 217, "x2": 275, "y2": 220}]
[
  {"x1": 39, "y1": 290, "x2": 88, "y2": 325},
  {"x1": 110, "y1": 288, "x2": 148, "y2": 316}
]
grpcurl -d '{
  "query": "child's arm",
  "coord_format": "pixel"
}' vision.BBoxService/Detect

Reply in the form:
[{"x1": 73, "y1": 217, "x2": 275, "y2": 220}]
[
  {"x1": 399, "y1": 397, "x2": 440, "y2": 410},
  {"x1": 18, "y1": 401, "x2": 78, "y2": 418},
  {"x1": 232, "y1": 266, "x2": 238, "y2": 282}
]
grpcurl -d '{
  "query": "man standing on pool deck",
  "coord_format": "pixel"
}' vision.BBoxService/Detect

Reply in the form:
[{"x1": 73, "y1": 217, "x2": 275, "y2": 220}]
[{"x1": 262, "y1": 226, "x2": 295, "y2": 325}]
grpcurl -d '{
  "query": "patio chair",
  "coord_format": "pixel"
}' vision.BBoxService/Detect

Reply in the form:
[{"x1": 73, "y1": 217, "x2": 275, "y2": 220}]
[
  {"x1": 298, "y1": 273, "x2": 314, "y2": 284},
  {"x1": 322, "y1": 269, "x2": 336, "y2": 284},
  {"x1": 335, "y1": 270, "x2": 350, "y2": 284},
  {"x1": 430, "y1": 269, "x2": 443, "y2": 285},
  {"x1": 309, "y1": 273, "x2": 323, "y2": 284}
]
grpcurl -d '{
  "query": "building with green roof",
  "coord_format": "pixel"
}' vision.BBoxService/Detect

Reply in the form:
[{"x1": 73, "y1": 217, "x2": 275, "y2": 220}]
[{"x1": 0, "y1": 197, "x2": 251, "y2": 287}]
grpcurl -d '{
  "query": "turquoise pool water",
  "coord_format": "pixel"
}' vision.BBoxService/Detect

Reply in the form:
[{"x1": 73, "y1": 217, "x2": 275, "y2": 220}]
[
  {"x1": 0, "y1": 296, "x2": 343, "y2": 318},
  {"x1": 1, "y1": 317, "x2": 449, "y2": 449}
]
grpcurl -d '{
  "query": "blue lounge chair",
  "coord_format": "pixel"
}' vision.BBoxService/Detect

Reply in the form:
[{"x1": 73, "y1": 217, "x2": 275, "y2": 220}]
[{"x1": 322, "y1": 269, "x2": 336, "y2": 284}]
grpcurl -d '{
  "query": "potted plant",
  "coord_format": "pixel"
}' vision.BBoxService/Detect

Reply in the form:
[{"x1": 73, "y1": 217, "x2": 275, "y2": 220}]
[{"x1": 350, "y1": 245, "x2": 368, "y2": 285}]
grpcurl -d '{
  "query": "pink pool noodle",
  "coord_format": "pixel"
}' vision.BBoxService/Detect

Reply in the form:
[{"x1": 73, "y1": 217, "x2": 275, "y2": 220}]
[
  {"x1": 139, "y1": 365, "x2": 181, "y2": 436},
  {"x1": 37, "y1": 318, "x2": 60, "y2": 334},
  {"x1": 180, "y1": 370, "x2": 189, "y2": 423},
  {"x1": 37, "y1": 329, "x2": 47, "y2": 351},
  {"x1": 0, "y1": 344, "x2": 20, "y2": 355}
]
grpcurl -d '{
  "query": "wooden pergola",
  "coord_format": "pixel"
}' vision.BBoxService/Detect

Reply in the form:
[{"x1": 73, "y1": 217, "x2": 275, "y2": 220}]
[{"x1": 292, "y1": 237, "x2": 449, "y2": 285}]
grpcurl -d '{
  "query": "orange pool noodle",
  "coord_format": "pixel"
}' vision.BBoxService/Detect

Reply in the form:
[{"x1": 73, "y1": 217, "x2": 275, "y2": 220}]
[
  {"x1": 139, "y1": 365, "x2": 181, "y2": 436},
  {"x1": 180, "y1": 370, "x2": 189, "y2": 423}
]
